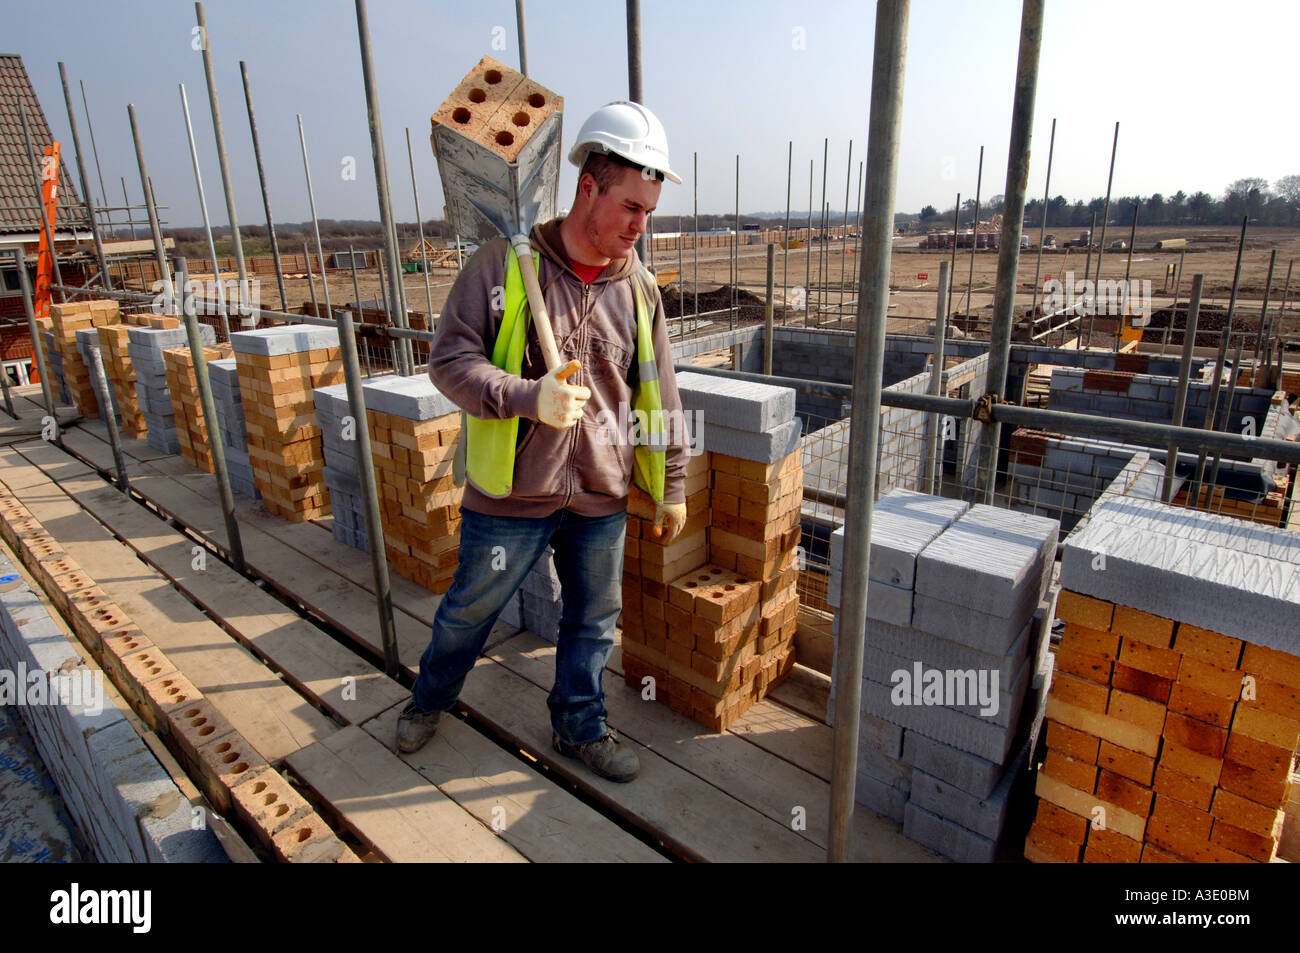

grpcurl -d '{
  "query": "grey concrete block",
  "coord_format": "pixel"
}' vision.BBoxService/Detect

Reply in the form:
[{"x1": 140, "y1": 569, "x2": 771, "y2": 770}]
[
  {"x1": 1061, "y1": 496, "x2": 1300, "y2": 653},
  {"x1": 868, "y1": 617, "x2": 1032, "y2": 684},
  {"x1": 903, "y1": 801, "x2": 998, "y2": 862},
  {"x1": 361, "y1": 374, "x2": 460, "y2": 420},
  {"x1": 908, "y1": 742, "x2": 1027, "y2": 841},
  {"x1": 139, "y1": 796, "x2": 229, "y2": 863},
  {"x1": 903, "y1": 731, "x2": 1006, "y2": 800},
  {"x1": 229, "y1": 323, "x2": 339, "y2": 355},
  {"x1": 674, "y1": 371, "x2": 796, "y2": 432},
  {"x1": 860, "y1": 674, "x2": 1019, "y2": 764},
  {"x1": 910, "y1": 593, "x2": 1033, "y2": 657},
  {"x1": 854, "y1": 770, "x2": 908, "y2": 823},
  {"x1": 700, "y1": 417, "x2": 802, "y2": 463},
  {"x1": 914, "y1": 504, "x2": 1058, "y2": 618}
]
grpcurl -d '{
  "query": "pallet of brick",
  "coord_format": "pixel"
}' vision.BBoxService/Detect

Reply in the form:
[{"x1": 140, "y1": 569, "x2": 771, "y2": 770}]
[
  {"x1": 1024, "y1": 494, "x2": 1300, "y2": 863},
  {"x1": 231, "y1": 325, "x2": 342, "y2": 523},
  {"x1": 127, "y1": 324, "x2": 216, "y2": 454},
  {"x1": 163, "y1": 344, "x2": 233, "y2": 473},
  {"x1": 621, "y1": 374, "x2": 803, "y2": 732},
  {"x1": 48, "y1": 300, "x2": 120, "y2": 417},
  {"x1": 312, "y1": 383, "x2": 367, "y2": 550},
  {"x1": 208, "y1": 358, "x2": 259, "y2": 499},
  {"x1": 96, "y1": 324, "x2": 148, "y2": 438},
  {"x1": 359, "y1": 374, "x2": 462, "y2": 591}
]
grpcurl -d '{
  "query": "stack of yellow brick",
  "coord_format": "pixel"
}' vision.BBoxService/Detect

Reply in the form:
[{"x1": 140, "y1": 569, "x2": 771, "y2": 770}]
[
  {"x1": 1025, "y1": 589, "x2": 1300, "y2": 863},
  {"x1": 95, "y1": 322, "x2": 149, "y2": 438},
  {"x1": 621, "y1": 448, "x2": 802, "y2": 732},
  {"x1": 231, "y1": 325, "x2": 342, "y2": 522},
  {"x1": 163, "y1": 344, "x2": 233, "y2": 473},
  {"x1": 357, "y1": 375, "x2": 464, "y2": 594},
  {"x1": 48, "y1": 299, "x2": 120, "y2": 418}
]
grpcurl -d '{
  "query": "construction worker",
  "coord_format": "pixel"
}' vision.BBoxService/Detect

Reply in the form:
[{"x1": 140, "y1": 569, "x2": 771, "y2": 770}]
[{"x1": 396, "y1": 102, "x2": 691, "y2": 783}]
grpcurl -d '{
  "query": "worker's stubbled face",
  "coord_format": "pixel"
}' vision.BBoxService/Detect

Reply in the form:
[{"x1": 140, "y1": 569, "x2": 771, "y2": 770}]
[{"x1": 581, "y1": 167, "x2": 662, "y2": 262}]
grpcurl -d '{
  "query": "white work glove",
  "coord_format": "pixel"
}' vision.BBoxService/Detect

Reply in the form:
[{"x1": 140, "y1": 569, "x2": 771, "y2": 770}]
[
  {"x1": 652, "y1": 501, "x2": 688, "y2": 544},
  {"x1": 536, "y1": 359, "x2": 590, "y2": 429}
]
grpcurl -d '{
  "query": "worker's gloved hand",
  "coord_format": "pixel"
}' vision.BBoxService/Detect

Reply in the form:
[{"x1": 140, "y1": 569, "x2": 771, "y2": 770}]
[
  {"x1": 536, "y1": 359, "x2": 590, "y2": 429},
  {"x1": 652, "y1": 501, "x2": 688, "y2": 544}
]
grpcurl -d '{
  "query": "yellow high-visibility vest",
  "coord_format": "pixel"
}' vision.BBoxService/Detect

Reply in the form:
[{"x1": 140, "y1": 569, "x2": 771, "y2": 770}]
[{"x1": 461, "y1": 246, "x2": 666, "y2": 502}]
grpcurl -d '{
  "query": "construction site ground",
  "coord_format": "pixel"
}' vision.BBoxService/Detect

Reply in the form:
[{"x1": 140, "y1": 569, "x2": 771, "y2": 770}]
[
  {"x1": 259, "y1": 226, "x2": 1300, "y2": 350},
  {"x1": 0, "y1": 385, "x2": 951, "y2": 863}
]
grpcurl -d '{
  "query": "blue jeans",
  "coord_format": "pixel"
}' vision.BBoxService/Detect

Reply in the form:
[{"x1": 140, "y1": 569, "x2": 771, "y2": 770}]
[{"x1": 411, "y1": 506, "x2": 626, "y2": 746}]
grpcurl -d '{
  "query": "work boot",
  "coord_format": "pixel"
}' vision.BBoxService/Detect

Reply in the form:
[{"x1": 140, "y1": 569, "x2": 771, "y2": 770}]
[
  {"x1": 395, "y1": 701, "x2": 443, "y2": 753},
  {"x1": 552, "y1": 730, "x2": 640, "y2": 783}
]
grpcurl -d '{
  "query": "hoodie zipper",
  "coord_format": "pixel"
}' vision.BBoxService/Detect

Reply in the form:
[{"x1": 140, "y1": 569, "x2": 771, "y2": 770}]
[{"x1": 560, "y1": 280, "x2": 593, "y2": 509}]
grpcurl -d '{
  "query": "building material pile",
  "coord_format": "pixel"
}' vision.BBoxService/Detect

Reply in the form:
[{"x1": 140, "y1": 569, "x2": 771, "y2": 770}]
[
  {"x1": 96, "y1": 321, "x2": 149, "y2": 438},
  {"x1": 127, "y1": 324, "x2": 215, "y2": 454},
  {"x1": 620, "y1": 374, "x2": 802, "y2": 732},
  {"x1": 207, "y1": 358, "x2": 258, "y2": 499},
  {"x1": 231, "y1": 325, "x2": 342, "y2": 522},
  {"x1": 827, "y1": 492, "x2": 1058, "y2": 861},
  {"x1": 40, "y1": 324, "x2": 72, "y2": 406},
  {"x1": 73, "y1": 328, "x2": 113, "y2": 421},
  {"x1": 359, "y1": 375, "x2": 462, "y2": 592},
  {"x1": 48, "y1": 300, "x2": 120, "y2": 418},
  {"x1": 312, "y1": 383, "x2": 367, "y2": 551},
  {"x1": 1024, "y1": 496, "x2": 1300, "y2": 863},
  {"x1": 501, "y1": 547, "x2": 563, "y2": 643},
  {"x1": 163, "y1": 344, "x2": 233, "y2": 473}
]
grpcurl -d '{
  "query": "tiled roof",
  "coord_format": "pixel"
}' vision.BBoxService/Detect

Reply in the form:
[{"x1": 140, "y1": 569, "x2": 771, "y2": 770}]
[{"x1": 0, "y1": 53, "x2": 90, "y2": 235}]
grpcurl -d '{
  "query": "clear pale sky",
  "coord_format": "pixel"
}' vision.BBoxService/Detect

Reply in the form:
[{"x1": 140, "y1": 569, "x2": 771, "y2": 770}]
[{"x1": 9, "y1": 0, "x2": 1298, "y2": 230}]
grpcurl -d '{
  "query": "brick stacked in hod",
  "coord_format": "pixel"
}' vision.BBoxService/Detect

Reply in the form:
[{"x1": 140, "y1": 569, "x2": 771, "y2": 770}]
[
  {"x1": 49, "y1": 299, "x2": 119, "y2": 418},
  {"x1": 231, "y1": 324, "x2": 342, "y2": 522},
  {"x1": 1024, "y1": 495, "x2": 1300, "y2": 863},
  {"x1": 163, "y1": 344, "x2": 233, "y2": 473},
  {"x1": 359, "y1": 375, "x2": 463, "y2": 593},
  {"x1": 621, "y1": 372, "x2": 803, "y2": 732}
]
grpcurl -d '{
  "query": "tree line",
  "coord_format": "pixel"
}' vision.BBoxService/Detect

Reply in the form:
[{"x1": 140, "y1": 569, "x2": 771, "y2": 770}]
[{"x1": 912, "y1": 175, "x2": 1300, "y2": 230}]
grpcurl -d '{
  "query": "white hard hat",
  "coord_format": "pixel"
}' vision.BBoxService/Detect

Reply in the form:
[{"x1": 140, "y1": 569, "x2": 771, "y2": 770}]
[{"x1": 568, "y1": 101, "x2": 681, "y2": 184}]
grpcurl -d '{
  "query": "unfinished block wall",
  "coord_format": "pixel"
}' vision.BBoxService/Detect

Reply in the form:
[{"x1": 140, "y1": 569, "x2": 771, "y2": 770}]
[
  {"x1": 620, "y1": 374, "x2": 802, "y2": 732},
  {"x1": 1025, "y1": 495, "x2": 1300, "y2": 863},
  {"x1": 231, "y1": 325, "x2": 342, "y2": 522},
  {"x1": 1048, "y1": 366, "x2": 1274, "y2": 434},
  {"x1": 827, "y1": 491, "x2": 1058, "y2": 861}
]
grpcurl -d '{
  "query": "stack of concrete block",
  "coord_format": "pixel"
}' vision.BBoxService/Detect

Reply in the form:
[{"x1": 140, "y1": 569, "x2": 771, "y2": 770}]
[
  {"x1": 621, "y1": 374, "x2": 803, "y2": 733},
  {"x1": 502, "y1": 547, "x2": 563, "y2": 643},
  {"x1": 41, "y1": 325, "x2": 72, "y2": 406},
  {"x1": 312, "y1": 383, "x2": 367, "y2": 550},
  {"x1": 827, "y1": 494, "x2": 1058, "y2": 861},
  {"x1": 1024, "y1": 495, "x2": 1300, "y2": 863},
  {"x1": 231, "y1": 325, "x2": 342, "y2": 523},
  {"x1": 360, "y1": 374, "x2": 462, "y2": 592},
  {"x1": 73, "y1": 327, "x2": 113, "y2": 421},
  {"x1": 127, "y1": 324, "x2": 215, "y2": 454},
  {"x1": 163, "y1": 344, "x2": 233, "y2": 473},
  {"x1": 49, "y1": 300, "x2": 120, "y2": 418},
  {"x1": 207, "y1": 358, "x2": 258, "y2": 499},
  {"x1": 96, "y1": 322, "x2": 148, "y2": 438}
]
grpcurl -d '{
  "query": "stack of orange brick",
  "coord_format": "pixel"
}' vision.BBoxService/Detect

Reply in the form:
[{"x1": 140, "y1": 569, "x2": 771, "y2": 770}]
[
  {"x1": 621, "y1": 374, "x2": 803, "y2": 732},
  {"x1": 48, "y1": 300, "x2": 120, "y2": 418},
  {"x1": 96, "y1": 320, "x2": 150, "y2": 438},
  {"x1": 357, "y1": 375, "x2": 463, "y2": 593},
  {"x1": 163, "y1": 344, "x2": 233, "y2": 473},
  {"x1": 231, "y1": 325, "x2": 342, "y2": 522},
  {"x1": 1024, "y1": 495, "x2": 1300, "y2": 863}
]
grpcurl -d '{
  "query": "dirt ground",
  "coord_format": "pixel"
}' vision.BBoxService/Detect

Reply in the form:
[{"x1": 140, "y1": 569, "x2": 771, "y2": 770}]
[{"x1": 264, "y1": 225, "x2": 1300, "y2": 348}]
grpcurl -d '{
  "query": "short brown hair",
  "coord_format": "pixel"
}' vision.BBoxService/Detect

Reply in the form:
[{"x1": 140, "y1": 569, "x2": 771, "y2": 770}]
[{"x1": 578, "y1": 150, "x2": 664, "y2": 195}]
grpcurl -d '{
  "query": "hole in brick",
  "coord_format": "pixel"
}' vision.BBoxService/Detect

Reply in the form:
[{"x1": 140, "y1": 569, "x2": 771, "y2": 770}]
[
  {"x1": 231, "y1": 762, "x2": 249, "y2": 775},
  {"x1": 494, "y1": 130, "x2": 514, "y2": 147},
  {"x1": 724, "y1": 585, "x2": 735, "y2": 591},
  {"x1": 736, "y1": 577, "x2": 748, "y2": 584},
  {"x1": 182, "y1": 705, "x2": 201, "y2": 717},
  {"x1": 222, "y1": 751, "x2": 240, "y2": 765},
  {"x1": 252, "y1": 781, "x2": 268, "y2": 795},
  {"x1": 527, "y1": 92, "x2": 544, "y2": 108},
  {"x1": 275, "y1": 804, "x2": 289, "y2": 817},
  {"x1": 295, "y1": 827, "x2": 313, "y2": 843},
  {"x1": 710, "y1": 591, "x2": 722, "y2": 598},
  {"x1": 147, "y1": 665, "x2": 161, "y2": 675},
  {"x1": 215, "y1": 742, "x2": 233, "y2": 754},
  {"x1": 484, "y1": 69, "x2": 502, "y2": 84},
  {"x1": 685, "y1": 582, "x2": 696, "y2": 589},
  {"x1": 124, "y1": 640, "x2": 139, "y2": 650},
  {"x1": 264, "y1": 792, "x2": 279, "y2": 806},
  {"x1": 697, "y1": 575, "x2": 709, "y2": 582},
  {"x1": 511, "y1": 111, "x2": 529, "y2": 127},
  {"x1": 452, "y1": 107, "x2": 471, "y2": 124},
  {"x1": 468, "y1": 88, "x2": 486, "y2": 103},
  {"x1": 198, "y1": 726, "x2": 214, "y2": 737}
]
